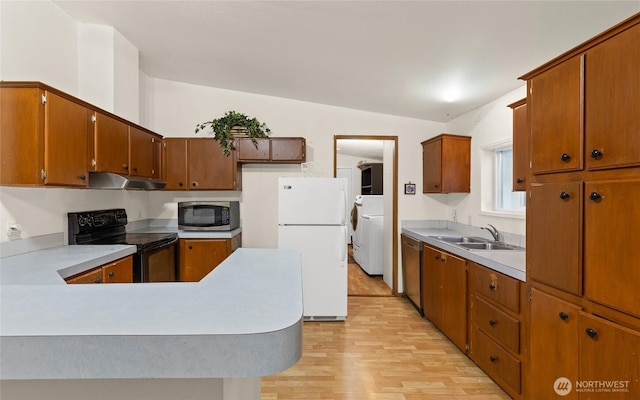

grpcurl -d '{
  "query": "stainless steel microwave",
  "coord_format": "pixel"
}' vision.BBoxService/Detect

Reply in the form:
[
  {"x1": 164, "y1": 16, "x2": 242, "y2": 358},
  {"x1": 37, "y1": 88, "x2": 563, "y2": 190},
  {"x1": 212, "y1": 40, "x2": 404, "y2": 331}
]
[{"x1": 178, "y1": 201, "x2": 240, "y2": 231}]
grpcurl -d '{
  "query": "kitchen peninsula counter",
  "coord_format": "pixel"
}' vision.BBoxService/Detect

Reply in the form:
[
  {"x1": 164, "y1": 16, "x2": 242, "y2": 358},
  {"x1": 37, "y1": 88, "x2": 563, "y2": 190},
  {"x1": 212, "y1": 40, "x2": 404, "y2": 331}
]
[{"x1": 0, "y1": 247, "x2": 303, "y2": 400}]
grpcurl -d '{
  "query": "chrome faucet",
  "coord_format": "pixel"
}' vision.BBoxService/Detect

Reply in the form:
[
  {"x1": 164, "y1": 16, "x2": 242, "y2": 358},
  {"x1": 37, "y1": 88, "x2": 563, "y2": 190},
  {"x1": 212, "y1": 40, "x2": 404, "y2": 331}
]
[{"x1": 482, "y1": 224, "x2": 501, "y2": 243}]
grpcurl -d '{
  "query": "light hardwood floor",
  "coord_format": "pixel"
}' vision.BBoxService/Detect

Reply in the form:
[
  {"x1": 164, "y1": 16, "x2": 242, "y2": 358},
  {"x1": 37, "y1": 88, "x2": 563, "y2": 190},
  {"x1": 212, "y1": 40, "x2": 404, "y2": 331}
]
[
  {"x1": 348, "y1": 245, "x2": 393, "y2": 297},
  {"x1": 261, "y1": 296, "x2": 511, "y2": 400}
]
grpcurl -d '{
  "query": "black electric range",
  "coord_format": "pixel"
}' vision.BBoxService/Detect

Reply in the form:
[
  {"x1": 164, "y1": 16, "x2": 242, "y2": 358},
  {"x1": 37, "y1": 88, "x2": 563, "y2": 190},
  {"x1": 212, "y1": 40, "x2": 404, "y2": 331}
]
[{"x1": 68, "y1": 209, "x2": 178, "y2": 282}]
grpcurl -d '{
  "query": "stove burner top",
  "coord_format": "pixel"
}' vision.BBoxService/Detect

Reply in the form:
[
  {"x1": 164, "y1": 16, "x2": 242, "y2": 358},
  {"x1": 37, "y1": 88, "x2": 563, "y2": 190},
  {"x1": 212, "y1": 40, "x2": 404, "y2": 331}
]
[{"x1": 81, "y1": 232, "x2": 178, "y2": 249}]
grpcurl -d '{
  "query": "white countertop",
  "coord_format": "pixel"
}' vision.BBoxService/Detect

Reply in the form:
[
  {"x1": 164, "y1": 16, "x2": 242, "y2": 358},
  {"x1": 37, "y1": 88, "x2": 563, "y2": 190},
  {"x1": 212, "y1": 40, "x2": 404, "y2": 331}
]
[
  {"x1": 401, "y1": 227, "x2": 526, "y2": 281},
  {"x1": 0, "y1": 246, "x2": 303, "y2": 380}
]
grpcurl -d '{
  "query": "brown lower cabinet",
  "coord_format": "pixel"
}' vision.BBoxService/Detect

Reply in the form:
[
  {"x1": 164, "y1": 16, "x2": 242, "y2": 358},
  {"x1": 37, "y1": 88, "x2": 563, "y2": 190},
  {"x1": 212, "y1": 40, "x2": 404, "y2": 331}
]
[
  {"x1": 422, "y1": 244, "x2": 467, "y2": 352},
  {"x1": 469, "y1": 262, "x2": 524, "y2": 399},
  {"x1": 65, "y1": 256, "x2": 133, "y2": 284},
  {"x1": 528, "y1": 287, "x2": 640, "y2": 400},
  {"x1": 178, "y1": 236, "x2": 241, "y2": 282}
]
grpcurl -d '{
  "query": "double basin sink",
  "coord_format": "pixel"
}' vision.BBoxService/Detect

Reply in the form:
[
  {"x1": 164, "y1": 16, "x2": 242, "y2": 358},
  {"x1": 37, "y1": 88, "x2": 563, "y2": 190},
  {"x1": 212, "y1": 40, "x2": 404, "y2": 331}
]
[{"x1": 428, "y1": 235, "x2": 522, "y2": 251}]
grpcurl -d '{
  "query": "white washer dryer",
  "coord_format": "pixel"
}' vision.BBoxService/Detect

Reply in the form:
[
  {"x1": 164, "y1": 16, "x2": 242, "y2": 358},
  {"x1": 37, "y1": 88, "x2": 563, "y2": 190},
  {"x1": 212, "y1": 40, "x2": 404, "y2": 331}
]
[{"x1": 351, "y1": 195, "x2": 383, "y2": 274}]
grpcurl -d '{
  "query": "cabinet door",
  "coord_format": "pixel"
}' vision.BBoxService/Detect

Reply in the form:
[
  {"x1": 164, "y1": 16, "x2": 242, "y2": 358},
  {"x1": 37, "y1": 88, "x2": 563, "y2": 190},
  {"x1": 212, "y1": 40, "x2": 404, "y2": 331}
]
[
  {"x1": 179, "y1": 239, "x2": 231, "y2": 282},
  {"x1": 422, "y1": 139, "x2": 442, "y2": 193},
  {"x1": 584, "y1": 180, "x2": 640, "y2": 318},
  {"x1": 527, "y1": 182, "x2": 583, "y2": 295},
  {"x1": 102, "y1": 256, "x2": 133, "y2": 283},
  {"x1": 271, "y1": 138, "x2": 306, "y2": 162},
  {"x1": 529, "y1": 56, "x2": 582, "y2": 174},
  {"x1": 422, "y1": 245, "x2": 443, "y2": 327},
  {"x1": 528, "y1": 288, "x2": 580, "y2": 400},
  {"x1": 65, "y1": 267, "x2": 103, "y2": 284},
  {"x1": 129, "y1": 127, "x2": 159, "y2": 178},
  {"x1": 0, "y1": 87, "x2": 43, "y2": 185},
  {"x1": 93, "y1": 112, "x2": 129, "y2": 174},
  {"x1": 440, "y1": 251, "x2": 468, "y2": 351},
  {"x1": 585, "y1": 24, "x2": 640, "y2": 171},
  {"x1": 579, "y1": 313, "x2": 640, "y2": 400},
  {"x1": 236, "y1": 138, "x2": 270, "y2": 161},
  {"x1": 188, "y1": 138, "x2": 240, "y2": 190},
  {"x1": 44, "y1": 91, "x2": 90, "y2": 186},
  {"x1": 163, "y1": 138, "x2": 188, "y2": 190},
  {"x1": 510, "y1": 99, "x2": 528, "y2": 191}
]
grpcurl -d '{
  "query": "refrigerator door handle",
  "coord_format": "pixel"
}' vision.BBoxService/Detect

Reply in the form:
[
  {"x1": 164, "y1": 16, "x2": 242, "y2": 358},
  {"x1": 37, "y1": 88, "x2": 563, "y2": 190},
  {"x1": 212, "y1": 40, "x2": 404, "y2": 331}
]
[
  {"x1": 340, "y1": 190, "x2": 347, "y2": 225},
  {"x1": 340, "y1": 225, "x2": 347, "y2": 263}
]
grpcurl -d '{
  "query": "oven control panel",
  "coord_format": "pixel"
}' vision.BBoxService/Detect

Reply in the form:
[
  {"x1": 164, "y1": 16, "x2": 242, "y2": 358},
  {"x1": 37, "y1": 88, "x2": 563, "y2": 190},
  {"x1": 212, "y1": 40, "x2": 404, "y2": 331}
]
[{"x1": 68, "y1": 209, "x2": 128, "y2": 235}]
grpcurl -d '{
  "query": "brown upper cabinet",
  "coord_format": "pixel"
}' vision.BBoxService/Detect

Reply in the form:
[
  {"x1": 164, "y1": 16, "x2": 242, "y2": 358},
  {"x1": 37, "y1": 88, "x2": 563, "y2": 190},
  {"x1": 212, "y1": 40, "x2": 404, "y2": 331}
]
[
  {"x1": 90, "y1": 112, "x2": 161, "y2": 179},
  {"x1": 1, "y1": 82, "x2": 164, "y2": 187},
  {"x1": 584, "y1": 24, "x2": 640, "y2": 171},
  {"x1": 129, "y1": 126, "x2": 162, "y2": 179},
  {"x1": 508, "y1": 98, "x2": 528, "y2": 191},
  {"x1": 236, "y1": 137, "x2": 306, "y2": 163},
  {"x1": 91, "y1": 111, "x2": 129, "y2": 175},
  {"x1": 1, "y1": 85, "x2": 90, "y2": 187},
  {"x1": 163, "y1": 137, "x2": 241, "y2": 191},
  {"x1": 422, "y1": 134, "x2": 471, "y2": 193},
  {"x1": 527, "y1": 21, "x2": 640, "y2": 174},
  {"x1": 528, "y1": 56, "x2": 582, "y2": 174}
]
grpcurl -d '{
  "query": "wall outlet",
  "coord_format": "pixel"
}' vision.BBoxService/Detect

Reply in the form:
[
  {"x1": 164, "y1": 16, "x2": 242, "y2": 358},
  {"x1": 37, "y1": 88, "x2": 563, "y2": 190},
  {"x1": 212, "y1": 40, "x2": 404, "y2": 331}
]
[
  {"x1": 7, "y1": 222, "x2": 22, "y2": 239},
  {"x1": 452, "y1": 209, "x2": 457, "y2": 222}
]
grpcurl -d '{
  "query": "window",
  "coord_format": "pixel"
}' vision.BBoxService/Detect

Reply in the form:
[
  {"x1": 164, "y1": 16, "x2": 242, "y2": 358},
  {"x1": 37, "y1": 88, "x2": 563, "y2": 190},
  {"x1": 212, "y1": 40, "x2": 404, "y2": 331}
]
[{"x1": 494, "y1": 148, "x2": 525, "y2": 212}]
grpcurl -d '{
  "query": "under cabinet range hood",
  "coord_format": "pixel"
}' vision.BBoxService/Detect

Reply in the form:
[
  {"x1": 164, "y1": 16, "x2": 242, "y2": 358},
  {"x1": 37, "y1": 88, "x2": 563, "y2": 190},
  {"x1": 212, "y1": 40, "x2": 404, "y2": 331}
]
[{"x1": 88, "y1": 172, "x2": 166, "y2": 190}]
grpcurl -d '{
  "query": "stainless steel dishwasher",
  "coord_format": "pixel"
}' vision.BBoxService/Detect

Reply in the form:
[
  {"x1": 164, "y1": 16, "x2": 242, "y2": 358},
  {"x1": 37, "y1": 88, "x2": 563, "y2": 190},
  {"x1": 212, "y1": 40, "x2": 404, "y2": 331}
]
[{"x1": 401, "y1": 234, "x2": 423, "y2": 315}]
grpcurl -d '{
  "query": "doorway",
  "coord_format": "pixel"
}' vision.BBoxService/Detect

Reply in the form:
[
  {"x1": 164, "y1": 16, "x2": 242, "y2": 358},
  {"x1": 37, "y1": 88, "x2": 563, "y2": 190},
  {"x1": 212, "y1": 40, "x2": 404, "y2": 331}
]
[{"x1": 334, "y1": 135, "x2": 398, "y2": 296}]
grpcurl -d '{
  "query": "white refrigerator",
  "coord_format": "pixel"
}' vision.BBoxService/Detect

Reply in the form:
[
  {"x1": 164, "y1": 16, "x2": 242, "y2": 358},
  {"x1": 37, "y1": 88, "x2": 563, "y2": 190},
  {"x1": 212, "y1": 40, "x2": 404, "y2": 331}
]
[{"x1": 277, "y1": 177, "x2": 348, "y2": 321}]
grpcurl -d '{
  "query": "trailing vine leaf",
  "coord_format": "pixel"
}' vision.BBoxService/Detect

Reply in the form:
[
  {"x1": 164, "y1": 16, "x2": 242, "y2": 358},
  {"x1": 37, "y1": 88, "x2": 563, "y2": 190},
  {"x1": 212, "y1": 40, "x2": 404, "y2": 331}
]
[{"x1": 195, "y1": 111, "x2": 271, "y2": 156}]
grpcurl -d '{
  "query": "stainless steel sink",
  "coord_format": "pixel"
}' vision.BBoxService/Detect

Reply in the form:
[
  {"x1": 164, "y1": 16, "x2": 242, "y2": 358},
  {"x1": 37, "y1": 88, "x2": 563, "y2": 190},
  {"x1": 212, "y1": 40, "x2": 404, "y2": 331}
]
[
  {"x1": 428, "y1": 235, "x2": 521, "y2": 251},
  {"x1": 428, "y1": 235, "x2": 487, "y2": 243},
  {"x1": 457, "y1": 242, "x2": 516, "y2": 251},
  {"x1": 428, "y1": 235, "x2": 463, "y2": 242}
]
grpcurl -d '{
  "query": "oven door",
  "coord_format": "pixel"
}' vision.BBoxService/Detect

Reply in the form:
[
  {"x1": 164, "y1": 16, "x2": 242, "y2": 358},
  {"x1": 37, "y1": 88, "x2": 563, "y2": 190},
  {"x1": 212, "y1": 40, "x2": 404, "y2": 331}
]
[{"x1": 136, "y1": 237, "x2": 178, "y2": 282}]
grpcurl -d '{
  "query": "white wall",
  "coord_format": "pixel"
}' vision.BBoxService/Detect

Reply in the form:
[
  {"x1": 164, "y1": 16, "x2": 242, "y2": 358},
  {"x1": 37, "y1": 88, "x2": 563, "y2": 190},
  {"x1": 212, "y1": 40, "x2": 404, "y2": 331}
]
[
  {"x1": 147, "y1": 78, "x2": 447, "y2": 250},
  {"x1": 444, "y1": 86, "x2": 527, "y2": 236},
  {"x1": 0, "y1": 1, "x2": 78, "y2": 92}
]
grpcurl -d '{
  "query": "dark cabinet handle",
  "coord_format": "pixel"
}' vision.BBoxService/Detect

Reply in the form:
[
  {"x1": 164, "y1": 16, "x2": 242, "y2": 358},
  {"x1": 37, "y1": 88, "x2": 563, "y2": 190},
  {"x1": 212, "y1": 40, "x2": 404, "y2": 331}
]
[
  {"x1": 123, "y1": 164, "x2": 129, "y2": 171},
  {"x1": 108, "y1": 271, "x2": 114, "y2": 277},
  {"x1": 490, "y1": 356, "x2": 498, "y2": 363},
  {"x1": 80, "y1": 174, "x2": 86, "y2": 181},
  {"x1": 559, "y1": 312, "x2": 569, "y2": 321},
  {"x1": 560, "y1": 192, "x2": 570, "y2": 200},
  {"x1": 133, "y1": 167, "x2": 138, "y2": 172},
  {"x1": 489, "y1": 319, "x2": 497, "y2": 327},
  {"x1": 178, "y1": 182, "x2": 184, "y2": 187},
  {"x1": 94, "y1": 278, "x2": 102, "y2": 283},
  {"x1": 586, "y1": 328, "x2": 598, "y2": 338},
  {"x1": 191, "y1": 181, "x2": 198, "y2": 187},
  {"x1": 516, "y1": 178, "x2": 524, "y2": 184},
  {"x1": 589, "y1": 192, "x2": 602, "y2": 201},
  {"x1": 435, "y1": 255, "x2": 440, "y2": 260},
  {"x1": 434, "y1": 184, "x2": 439, "y2": 188},
  {"x1": 591, "y1": 149, "x2": 603, "y2": 159},
  {"x1": 489, "y1": 283, "x2": 497, "y2": 291},
  {"x1": 560, "y1": 153, "x2": 571, "y2": 162},
  {"x1": 188, "y1": 244, "x2": 193, "y2": 249}
]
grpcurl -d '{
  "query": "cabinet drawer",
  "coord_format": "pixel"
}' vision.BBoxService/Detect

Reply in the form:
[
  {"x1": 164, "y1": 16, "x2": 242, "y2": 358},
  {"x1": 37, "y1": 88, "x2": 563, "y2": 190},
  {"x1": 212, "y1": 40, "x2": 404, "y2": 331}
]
[
  {"x1": 65, "y1": 267, "x2": 103, "y2": 284},
  {"x1": 473, "y1": 263, "x2": 520, "y2": 313},
  {"x1": 473, "y1": 328, "x2": 521, "y2": 394},
  {"x1": 473, "y1": 296, "x2": 520, "y2": 353}
]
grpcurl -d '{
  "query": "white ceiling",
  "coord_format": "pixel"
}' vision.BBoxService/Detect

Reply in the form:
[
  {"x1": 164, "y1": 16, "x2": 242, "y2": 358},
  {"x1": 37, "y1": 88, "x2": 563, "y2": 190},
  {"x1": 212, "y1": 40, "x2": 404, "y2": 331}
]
[{"x1": 55, "y1": 1, "x2": 639, "y2": 122}]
